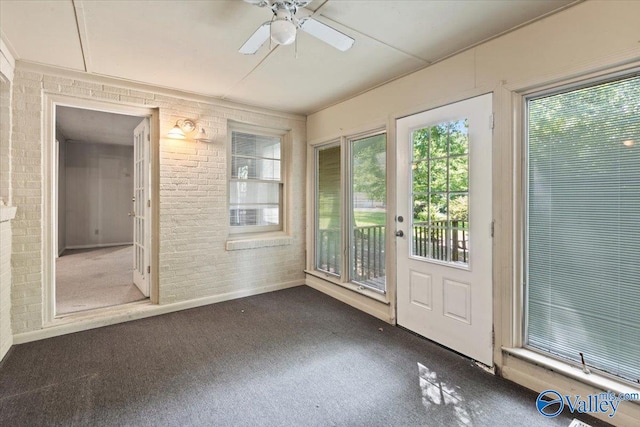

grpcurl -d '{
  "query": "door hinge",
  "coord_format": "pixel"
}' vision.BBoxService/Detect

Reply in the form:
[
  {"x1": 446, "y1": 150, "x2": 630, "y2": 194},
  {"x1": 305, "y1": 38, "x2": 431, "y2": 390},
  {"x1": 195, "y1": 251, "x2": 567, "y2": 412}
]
[
  {"x1": 147, "y1": 265, "x2": 151, "y2": 274},
  {"x1": 492, "y1": 326, "x2": 495, "y2": 346},
  {"x1": 147, "y1": 199, "x2": 151, "y2": 208},
  {"x1": 147, "y1": 133, "x2": 150, "y2": 142},
  {"x1": 490, "y1": 220, "x2": 495, "y2": 237},
  {"x1": 489, "y1": 113, "x2": 495, "y2": 130}
]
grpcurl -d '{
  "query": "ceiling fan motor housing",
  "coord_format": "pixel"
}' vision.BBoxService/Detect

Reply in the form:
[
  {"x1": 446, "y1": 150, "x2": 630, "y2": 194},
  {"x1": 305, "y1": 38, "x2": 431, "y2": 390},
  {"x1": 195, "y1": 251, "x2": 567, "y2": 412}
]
[
  {"x1": 272, "y1": 2, "x2": 298, "y2": 19},
  {"x1": 239, "y1": 0, "x2": 355, "y2": 54}
]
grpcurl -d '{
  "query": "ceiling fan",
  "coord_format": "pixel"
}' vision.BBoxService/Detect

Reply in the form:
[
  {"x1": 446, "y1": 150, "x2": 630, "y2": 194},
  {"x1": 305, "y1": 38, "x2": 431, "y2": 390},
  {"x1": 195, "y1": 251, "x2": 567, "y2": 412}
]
[{"x1": 239, "y1": 0, "x2": 355, "y2": 54}]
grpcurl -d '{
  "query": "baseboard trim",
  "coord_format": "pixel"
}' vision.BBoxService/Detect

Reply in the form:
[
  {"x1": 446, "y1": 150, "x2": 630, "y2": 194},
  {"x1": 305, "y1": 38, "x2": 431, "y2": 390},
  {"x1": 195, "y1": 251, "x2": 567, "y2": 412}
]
[
  {"x1": 13, "y1": 279, "x2": 304, "y2": 344},
  {"x1": 0, "y1": 336, "x2": 13, "y2": 367},
  {"x1": 305, "y1": 274, "x2": 393, "y2": 324},
  {"x1": 65, "y1": 242, "x2": 133, "y2": 250}
]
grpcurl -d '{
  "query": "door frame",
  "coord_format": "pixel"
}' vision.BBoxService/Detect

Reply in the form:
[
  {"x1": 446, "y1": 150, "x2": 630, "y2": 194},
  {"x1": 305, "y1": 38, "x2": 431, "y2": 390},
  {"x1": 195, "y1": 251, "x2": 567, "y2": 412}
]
[
  {"x1": 394, "y1": 93, "x2": 494, "y2": 365},
  {"x1": 43, "y1": 94, "x2": 159, "y2": 324}
]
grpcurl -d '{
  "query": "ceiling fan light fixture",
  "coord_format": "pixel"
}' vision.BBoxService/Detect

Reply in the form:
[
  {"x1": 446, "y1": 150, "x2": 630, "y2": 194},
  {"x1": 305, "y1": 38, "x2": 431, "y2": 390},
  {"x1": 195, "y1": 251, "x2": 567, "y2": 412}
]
[
  {"x1": 271, "y1": 19, "x2": 297, "y2": 46},
  {"x1": 240, "y1": 0, "x2": 355, "y2": 54}
]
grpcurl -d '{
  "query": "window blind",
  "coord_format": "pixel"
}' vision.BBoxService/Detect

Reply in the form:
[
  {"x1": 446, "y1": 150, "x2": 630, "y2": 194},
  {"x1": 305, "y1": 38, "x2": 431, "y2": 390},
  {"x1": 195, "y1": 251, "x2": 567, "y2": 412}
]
[
  {"x1": 316, "y1": 145, "x2": 341, "y2": 275},
  {"x1": 526, "y1": 75, "x2": 640, "y2": 382},
  {"x1": 230, "y1": 131, "x2": 282, "y2": 229}
]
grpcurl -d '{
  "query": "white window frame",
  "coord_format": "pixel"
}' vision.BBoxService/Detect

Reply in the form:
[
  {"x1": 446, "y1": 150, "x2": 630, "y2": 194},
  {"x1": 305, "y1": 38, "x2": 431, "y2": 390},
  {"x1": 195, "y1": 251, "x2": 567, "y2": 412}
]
[
  {"x1": 521, "y1": 68, "x2": 640, "y2": 384},
  {"x1": 311, "y1": 128, "x2": 388, "y2": 295},
  {"x1": 227, "y1": 122, "x2": 289, "y2": 236},
  {"x1": 347, "y1": 129, "x2": 388, "y2": 292},
  {"x1": 314, "y1": 141, "x2": 344, "y2": 278}
]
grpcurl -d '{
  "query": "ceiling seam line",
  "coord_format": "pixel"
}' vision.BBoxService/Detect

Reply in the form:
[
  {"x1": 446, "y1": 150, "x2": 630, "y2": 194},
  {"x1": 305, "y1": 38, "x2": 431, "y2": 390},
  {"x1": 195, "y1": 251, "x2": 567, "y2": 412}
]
[
  {"x1": 220, "y1": 45, "x2": 281, "y2": 101},
  {"x1": 315, "y1": 15, "x2": 430, "y2": 64},
  {"x1": 71, "y1": 0, "x2": 88, "y2": 72}
]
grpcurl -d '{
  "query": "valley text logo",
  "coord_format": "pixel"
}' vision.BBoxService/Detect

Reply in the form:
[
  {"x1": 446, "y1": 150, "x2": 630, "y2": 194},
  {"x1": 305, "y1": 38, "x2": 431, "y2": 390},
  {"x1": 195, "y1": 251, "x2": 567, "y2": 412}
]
[{"x1": 536, "y1": 389, "x2": 640, "y2": 418}]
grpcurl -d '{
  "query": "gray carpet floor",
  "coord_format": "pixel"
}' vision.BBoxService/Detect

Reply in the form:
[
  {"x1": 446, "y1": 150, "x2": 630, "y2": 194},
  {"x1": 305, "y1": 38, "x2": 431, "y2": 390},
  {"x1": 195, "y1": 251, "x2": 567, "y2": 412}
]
[
  {"x1": 56, "y1": 245, "x2": 146, "y2": 314},
  {"x1": 0, "y1": 286, "x2": 608, "y2": 427}
]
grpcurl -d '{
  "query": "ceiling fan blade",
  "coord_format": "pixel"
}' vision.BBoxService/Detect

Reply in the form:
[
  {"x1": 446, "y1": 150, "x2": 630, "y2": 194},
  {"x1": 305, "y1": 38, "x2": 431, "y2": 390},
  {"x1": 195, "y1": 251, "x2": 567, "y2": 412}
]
[
  {"x1": 299, "y1": 18, "x2": 354, "y2": 52},
  {"x1": 243, "y1": 0, "x2": 270, "y2": 7},
  {"x1": 239, "y1": 22, "x2": 271, "y2": 55}
]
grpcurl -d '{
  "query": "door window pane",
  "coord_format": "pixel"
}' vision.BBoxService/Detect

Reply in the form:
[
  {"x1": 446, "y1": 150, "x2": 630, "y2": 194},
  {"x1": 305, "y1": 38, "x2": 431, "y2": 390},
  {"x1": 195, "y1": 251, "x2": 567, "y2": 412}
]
[
  {"x1": 526, "y1": 75, "x2": 640, "y2": 382},
  {"x1": 316, "y1": 145, "x2": 341, "y2": 275},
  {"x1": 411, "y1": 119, "x2": 469, "y2": 266},
  {"x1": 350, "y1": 134, "x2": 386, "y2": 292}
]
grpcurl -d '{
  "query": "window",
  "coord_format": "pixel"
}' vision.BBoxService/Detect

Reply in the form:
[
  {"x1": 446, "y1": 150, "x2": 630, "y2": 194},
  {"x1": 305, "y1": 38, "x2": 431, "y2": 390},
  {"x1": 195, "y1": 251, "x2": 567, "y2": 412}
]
[
  {"x1": 315, "y1": 131, "x2": 387, "y2": 293},
  {"x1": 525, "y1": 74, "x2": 640, "y2": 383},
  {"x1": 316, "y1": 144, "x2": 341, "y2": 275},
  {"x1": 229, "y1": 126, "x2": 284, "y2": 234},
  {"x1": 411, "y1": 120, "x2": 469, "y2": 265},
  {"x1": 350, "y1": 133, "x2": 386, "y2": 291}
]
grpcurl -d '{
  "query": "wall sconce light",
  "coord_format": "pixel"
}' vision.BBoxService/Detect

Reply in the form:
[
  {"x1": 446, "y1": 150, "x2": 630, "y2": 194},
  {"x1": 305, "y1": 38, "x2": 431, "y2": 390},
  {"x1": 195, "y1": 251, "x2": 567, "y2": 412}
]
[
  {"x1": 167, "y1": 119, "x2": 212, "y2": 142},
  {"x1": 195, "y1": 126, "x2": 213, "y2": 143}
]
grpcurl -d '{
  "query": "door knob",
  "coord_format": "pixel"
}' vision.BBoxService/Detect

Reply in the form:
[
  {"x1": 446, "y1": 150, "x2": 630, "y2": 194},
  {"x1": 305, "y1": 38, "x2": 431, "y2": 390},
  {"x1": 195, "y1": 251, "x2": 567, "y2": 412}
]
[
  {"x1": 396, "y1": 230, "x2": 404, "y2": 237},
  {"x1": 128, "y1": 212, "x2": 135, "y2": 217}
]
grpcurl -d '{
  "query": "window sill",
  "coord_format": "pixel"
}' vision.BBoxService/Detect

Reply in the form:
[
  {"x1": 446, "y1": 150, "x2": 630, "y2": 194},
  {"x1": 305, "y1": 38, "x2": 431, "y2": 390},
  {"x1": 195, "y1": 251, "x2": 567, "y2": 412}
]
[
  {"x1": 304, "y1": 270, "x2": 390, "y2": 305},
  {"x1": 225, "y1": 233, "x2": 292, "y2": 251},
  {"x1": 503, "y1": 347, "x2": 640, "y2": 403}
]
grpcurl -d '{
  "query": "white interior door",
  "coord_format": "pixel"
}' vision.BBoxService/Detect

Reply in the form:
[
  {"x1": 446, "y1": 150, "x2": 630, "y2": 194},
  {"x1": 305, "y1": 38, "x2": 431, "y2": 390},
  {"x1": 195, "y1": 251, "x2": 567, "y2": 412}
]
[
  {"x1": 133, "y1": 118, "x2": 150, "y2": 297},
  {"x1": 396, "y1": 94, "x2": 493, "y2": 365}
]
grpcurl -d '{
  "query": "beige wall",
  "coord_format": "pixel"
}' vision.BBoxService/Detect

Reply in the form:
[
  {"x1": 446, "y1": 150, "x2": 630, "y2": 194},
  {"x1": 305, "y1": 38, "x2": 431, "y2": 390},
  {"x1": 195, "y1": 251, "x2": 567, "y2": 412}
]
[
  {"x1": 64, "y1": 142, "x2": 133, "y2": 248},
  {"x1": 307, "y1": 1, "x2": 640, "y2": 425},
  {"x1": 9, "y1": 62, "x2": 307, "y2": 335}
]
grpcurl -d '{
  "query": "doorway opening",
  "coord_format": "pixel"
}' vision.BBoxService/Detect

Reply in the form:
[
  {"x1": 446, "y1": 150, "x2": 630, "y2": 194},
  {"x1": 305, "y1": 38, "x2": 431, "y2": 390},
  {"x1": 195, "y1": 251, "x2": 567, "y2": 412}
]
[{"x1": 54, "y1": 105, "x2": 151, "y2": 315}]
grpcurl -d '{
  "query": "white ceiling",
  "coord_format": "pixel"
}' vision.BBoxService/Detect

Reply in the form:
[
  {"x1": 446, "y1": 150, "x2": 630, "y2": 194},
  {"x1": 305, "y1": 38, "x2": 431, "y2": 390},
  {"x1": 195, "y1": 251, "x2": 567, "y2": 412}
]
[
  {"x1": 57, "y1": 106, "x2": 143, "y2": 146},
  {"x1": 1, "y1": 0, "x2": 577, "y2": 115}
]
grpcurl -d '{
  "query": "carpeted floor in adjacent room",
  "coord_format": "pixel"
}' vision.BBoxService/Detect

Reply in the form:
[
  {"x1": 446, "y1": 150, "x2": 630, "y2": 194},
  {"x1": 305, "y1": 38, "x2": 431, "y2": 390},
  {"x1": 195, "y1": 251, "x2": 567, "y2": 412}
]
[
  {"x1": 0, "y1": 286, "x2": 608, "y2": 426},
  {"x1": 56, "y1": 245, "x2": 146, "y2": 314}
]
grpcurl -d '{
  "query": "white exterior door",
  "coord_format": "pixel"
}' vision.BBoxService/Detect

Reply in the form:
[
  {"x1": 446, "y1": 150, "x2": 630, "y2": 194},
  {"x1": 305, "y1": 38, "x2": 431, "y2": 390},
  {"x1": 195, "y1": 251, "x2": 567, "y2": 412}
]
[
  {"x1": 133, "y1": 118, "x2": 150, "y2": 297},
  {"x1": 396, "y1": 94, "x2": 493, "y2": 365}
]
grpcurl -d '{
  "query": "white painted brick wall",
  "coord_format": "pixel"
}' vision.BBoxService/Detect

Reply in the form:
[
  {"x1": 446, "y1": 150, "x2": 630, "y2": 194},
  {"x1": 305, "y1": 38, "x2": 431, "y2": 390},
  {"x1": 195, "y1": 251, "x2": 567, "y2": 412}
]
[
  {"x1": 10, "y1": 64, "x2": 306, "y2": 334},
  {"x1": 0, "y1": 77, "x2": 11, "y2": 204}
]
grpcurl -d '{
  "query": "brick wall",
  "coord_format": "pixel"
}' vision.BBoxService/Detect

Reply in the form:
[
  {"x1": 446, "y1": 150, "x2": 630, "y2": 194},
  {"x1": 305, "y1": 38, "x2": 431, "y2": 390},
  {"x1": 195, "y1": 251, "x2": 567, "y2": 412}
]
[
  {"x1": 10, "y1": 64, "x2": 306, "y2": 334},
  {"x1": 0, "y1": 78, "x2": 10, "y2": 203}
]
